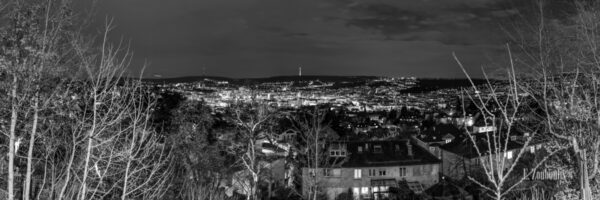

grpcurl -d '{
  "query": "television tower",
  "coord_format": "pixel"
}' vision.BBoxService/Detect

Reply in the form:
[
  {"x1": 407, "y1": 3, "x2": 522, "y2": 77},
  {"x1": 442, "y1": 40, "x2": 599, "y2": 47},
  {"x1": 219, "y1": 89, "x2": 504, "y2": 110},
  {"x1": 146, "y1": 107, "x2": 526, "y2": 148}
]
[{"x1": 299, "y1": 66, "x2": 302, "y2": 77}]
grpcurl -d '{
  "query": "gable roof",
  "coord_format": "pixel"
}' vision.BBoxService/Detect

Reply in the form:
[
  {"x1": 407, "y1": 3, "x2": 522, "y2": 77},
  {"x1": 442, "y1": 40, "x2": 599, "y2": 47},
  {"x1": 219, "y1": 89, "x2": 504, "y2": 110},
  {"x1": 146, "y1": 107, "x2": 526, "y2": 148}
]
[
  {"x1": 329, "y1": 140, "x2": 441, "y2": 168},
  {"x1": 440, "y1": 133, "x2": 523, "y2": 159},
  {"x1": 418, "y1": 124, "x2": 460, "y2": 143}
]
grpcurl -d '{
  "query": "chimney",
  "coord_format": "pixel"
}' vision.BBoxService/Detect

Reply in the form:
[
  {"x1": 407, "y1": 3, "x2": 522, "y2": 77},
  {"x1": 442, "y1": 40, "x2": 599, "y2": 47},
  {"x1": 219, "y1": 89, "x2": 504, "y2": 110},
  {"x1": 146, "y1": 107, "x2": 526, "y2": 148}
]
[{"x1": 406, "y1": 141, "x2": 413, "y2": 157}]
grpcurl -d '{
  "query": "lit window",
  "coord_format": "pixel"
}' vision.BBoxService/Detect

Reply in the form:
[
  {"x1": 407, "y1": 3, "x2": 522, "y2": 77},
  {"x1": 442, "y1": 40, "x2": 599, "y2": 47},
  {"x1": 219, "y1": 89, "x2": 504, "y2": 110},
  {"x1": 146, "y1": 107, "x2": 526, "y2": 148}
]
[
  {"x1": 399, "y1": 167, "x2": 407, "y2": 177},
  {"x1": 352, "y1": 188, "x2": 360, "y2": 199},
  {"x1": 380, "y1": 186, "x2": 389, "y2": 192},
  {"x1": 358, "y1": 146, "x2": 363, "y2": 153},
  {"x1": 530, "y1": 146, "x2": 535, "y2": 153},
  {"x1": 360, "y1": 187, "x2": 369, "y2": 196},
  {"x1": 505, "y1": 151, "x2": 513, "y2": 159},
  {"x1": 354, "y1": 169, "x2": 362, "y2": 179}
]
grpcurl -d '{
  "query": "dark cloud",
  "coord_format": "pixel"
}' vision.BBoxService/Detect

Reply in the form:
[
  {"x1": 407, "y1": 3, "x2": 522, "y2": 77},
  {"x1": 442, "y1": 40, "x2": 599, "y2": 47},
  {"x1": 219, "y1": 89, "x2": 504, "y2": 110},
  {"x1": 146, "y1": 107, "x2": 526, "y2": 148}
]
[
  {"x1": 85, "y1": 0, "x2": 550, "y2": 78},
  {"x1": 340, "y1": 0, "x2": 525, "y2": 45}
]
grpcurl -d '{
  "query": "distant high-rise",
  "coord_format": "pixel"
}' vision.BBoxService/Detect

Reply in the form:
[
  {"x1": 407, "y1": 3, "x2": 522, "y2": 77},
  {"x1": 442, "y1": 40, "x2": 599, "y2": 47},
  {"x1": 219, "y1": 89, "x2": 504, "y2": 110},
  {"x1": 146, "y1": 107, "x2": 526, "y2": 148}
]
[{"x1": 299, "y1": 66, "x2": 302, "y2": 77}]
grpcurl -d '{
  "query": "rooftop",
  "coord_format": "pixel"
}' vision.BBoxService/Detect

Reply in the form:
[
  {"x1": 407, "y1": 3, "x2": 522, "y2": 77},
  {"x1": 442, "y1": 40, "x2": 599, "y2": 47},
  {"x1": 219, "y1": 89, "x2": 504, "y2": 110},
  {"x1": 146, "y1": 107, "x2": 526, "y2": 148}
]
[
  {"x1": 329, "y1": 140, "x2": 441, "y2": 168},
  {"x1": 440, "y1": 133, "x2": 524, "y2": 159}
]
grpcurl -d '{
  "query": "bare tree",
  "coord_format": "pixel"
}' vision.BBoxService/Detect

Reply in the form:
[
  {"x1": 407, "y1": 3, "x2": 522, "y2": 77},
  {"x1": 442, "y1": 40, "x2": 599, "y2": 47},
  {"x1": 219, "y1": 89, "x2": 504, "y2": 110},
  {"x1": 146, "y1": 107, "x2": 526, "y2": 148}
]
[
  {"x1": 454, "y1": 49, "x2": 563, "y2": 200},
  {"x1": 0, "y1": 1, "x2": 79, "y2": 199},
  {"x1": 289, "y1": 108, "x2": 332, "y2": 200},
  {"x1": 223, "y1": 102, "x2": 277, "y2": 200},
  {"x1": 58, "y1": 20, "x2": 172, "y2": 200},
  {"x1": 1, "y1": 1, "x2": 173, "y2": 199},
  {"x1": 503, "y1": 1, "x2": 600, "y2": 199},
  {"x1": 164, "y1": 99, "x2": 230, "y2": 200}
]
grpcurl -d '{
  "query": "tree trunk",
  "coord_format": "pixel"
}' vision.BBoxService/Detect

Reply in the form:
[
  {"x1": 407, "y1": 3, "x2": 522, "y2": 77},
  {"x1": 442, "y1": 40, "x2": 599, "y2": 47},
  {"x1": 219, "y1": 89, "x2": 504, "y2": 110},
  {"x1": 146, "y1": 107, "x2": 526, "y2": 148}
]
[
  {"x1": 121, "y1": 125, "x2": 138, "y2": 200},
  {"x1": 313, "y1": 125, "x2": 319, "y2": 200},
  {"x1": 121, "y1": 153, "x2": 132, "y2": 200},
  {"x1": 80, "y1": 134, "x2": 94, "y2": 200},
  {"x1": 7, "y1": 75, "x2": 18, "y2": 200},
  {"x1": 267, "y1": 180, "x2": 272, "y2": 200},
  {"x1": 252, "y1": 174, "x2": 259, "y2": 200},
  {"x1": 24, "y1": 97, "x2": 39, "y2": 200},
  {"x1": 580, "y1": 150, "x2": 592, "y2": 200},
  {"x1": 80, "y1": 93, "x2": 99, "y2": 200},
  {"x1": 35, "y1": 154, "x2": 49, "y2": 200},
  {"x1": 57, "y1": 141, "x2": 77, "y2": 199},
  {"x1": 312, "y1": 185, "x2": 318, "y2": 200}
]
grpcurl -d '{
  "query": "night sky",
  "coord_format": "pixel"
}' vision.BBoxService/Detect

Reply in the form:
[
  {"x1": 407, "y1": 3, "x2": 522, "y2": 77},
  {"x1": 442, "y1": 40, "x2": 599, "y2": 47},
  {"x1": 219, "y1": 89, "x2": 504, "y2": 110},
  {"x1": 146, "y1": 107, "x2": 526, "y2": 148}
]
[{"x1": 90, "y1": 0, "x2": 540, "y2": 78}]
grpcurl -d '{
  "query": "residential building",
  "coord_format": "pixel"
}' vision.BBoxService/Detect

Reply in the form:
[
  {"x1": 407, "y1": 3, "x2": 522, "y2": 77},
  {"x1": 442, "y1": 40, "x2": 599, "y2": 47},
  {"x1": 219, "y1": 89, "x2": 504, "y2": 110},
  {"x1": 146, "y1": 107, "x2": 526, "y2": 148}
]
[
  {"x1": 302, "y1": 140, "x2": 441, "y2": 200},
  {"x1": 438, "y1": 134, "x2": 524, "y2": 180}
]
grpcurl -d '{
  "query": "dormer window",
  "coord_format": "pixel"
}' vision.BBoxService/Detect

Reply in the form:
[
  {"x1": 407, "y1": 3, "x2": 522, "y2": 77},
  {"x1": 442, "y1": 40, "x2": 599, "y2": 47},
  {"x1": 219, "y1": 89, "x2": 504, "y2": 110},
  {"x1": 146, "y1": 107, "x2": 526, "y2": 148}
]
[
  {"x1": 330, "y1": 150, "x2": 346, "y2": 157},
  {"x1": 429, "y1": 146, "x2": 436, "y2": 152},
  {"x1": 329, "y1": 143, "x2": 347, "y2": 157},
  {"x1": 374, "y1": 145, "x2": 382, "y2": 153}
]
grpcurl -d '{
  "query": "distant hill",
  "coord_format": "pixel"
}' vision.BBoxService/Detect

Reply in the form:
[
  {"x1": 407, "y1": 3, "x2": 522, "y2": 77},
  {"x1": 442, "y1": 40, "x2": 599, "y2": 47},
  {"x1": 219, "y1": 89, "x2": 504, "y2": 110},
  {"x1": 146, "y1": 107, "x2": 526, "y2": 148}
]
[
  {"x1": 144, "y1": 75, "x2": 380, "y2": 84},
  {"x1": 143, "y1": 76, "x2": 234, "y2": 83},
  {"x1": 400, "y1": 78, "x2": 498, "y2": 93},
  {"x1": 247, "y1": 75, "x2": 379, "y2": 83}
]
